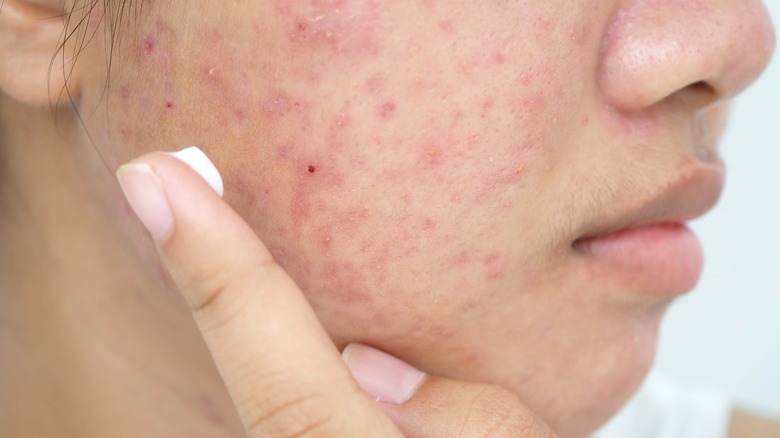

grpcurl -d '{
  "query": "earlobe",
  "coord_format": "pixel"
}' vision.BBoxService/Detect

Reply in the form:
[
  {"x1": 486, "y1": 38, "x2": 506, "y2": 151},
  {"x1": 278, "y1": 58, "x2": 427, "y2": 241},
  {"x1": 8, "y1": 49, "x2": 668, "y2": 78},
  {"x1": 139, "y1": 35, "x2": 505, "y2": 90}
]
[{"x1": 0, "y1": 0, "x2": 83, "y2": 106}]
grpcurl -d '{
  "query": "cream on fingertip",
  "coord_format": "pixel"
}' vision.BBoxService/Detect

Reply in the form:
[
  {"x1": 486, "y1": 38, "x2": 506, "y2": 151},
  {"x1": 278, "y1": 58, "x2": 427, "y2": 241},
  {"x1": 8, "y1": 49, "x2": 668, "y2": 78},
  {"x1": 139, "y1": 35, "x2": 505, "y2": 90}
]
[{"x1": 165, "y1": 146, "x2": 224, "y2": 197}]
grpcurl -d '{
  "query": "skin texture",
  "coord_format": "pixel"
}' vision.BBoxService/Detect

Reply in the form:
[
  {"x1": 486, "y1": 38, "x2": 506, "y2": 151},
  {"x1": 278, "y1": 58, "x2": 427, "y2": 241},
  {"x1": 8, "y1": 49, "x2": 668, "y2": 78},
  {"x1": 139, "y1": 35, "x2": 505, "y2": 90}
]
[{"x1": 0, "y1": 0, "x2": 775, "y2": 437}]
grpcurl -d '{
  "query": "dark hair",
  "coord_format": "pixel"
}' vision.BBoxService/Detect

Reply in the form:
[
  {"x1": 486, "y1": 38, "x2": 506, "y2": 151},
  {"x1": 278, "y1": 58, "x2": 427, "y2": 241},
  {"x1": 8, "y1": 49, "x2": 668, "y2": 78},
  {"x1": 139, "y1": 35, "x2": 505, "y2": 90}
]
[{"x1": 55, "y1": 0, "x2": 140, "y2": 106}]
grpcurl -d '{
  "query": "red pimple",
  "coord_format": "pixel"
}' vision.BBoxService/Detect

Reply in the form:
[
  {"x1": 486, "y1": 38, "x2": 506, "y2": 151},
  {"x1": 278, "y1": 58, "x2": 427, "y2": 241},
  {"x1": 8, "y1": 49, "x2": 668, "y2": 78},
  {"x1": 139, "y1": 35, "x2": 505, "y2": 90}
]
[
  {"x1": 422, "y1": 218, "x2": 437, "y2": 231},
  {"x1": 142, "y1": 36, "x2": 155, "y2": 56},
  {"x1": 423, "y1": 145, "x2": 443, "y2": 166},
  {"x1": 365, "y1": 74, "x2": 385, "y2": 94},
  {"x1": 378, "y1": 102, "x2": 397, "y2": 120},
  {"x1": 165, "y1": 101, "x2": 175, "y2": 109},
  {"x1": 308, "y1": 164, "x2": 317, "y2": 174},
  {"x1": 119, "y1": 86, "x2": 131, "y2": 102},
  {"x1": 439, "y1": 19, "x2": 456, "y2": 33},
  {"x1": 333, "y1": 112, "x2": 351, "y2": 128},
  {"x1": 484, "y1": 252, "x2": 507, "y2": 280}
]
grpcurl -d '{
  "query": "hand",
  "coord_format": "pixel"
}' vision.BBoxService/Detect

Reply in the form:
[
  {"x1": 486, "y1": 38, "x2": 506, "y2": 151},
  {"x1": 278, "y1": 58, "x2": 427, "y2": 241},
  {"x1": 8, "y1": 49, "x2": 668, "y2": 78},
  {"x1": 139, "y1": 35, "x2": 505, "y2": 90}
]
[{"x1": 116, "y1": 147, "x2": 557, "y2": 438}]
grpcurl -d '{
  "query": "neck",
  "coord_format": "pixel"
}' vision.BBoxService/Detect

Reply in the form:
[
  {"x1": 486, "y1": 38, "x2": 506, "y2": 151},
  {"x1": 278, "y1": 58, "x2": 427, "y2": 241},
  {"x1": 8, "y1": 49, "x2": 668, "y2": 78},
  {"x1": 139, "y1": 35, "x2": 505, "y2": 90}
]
[{"x1": 0, "y1": 98, "x2": 244, "y2": 437}]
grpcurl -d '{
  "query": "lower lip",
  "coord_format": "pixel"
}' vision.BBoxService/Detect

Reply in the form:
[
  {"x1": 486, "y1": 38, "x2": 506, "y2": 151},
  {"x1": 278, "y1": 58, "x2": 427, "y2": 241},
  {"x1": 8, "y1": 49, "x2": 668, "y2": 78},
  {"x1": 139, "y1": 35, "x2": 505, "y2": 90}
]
[{"x1": 575, "y1": 223, "x2": 704, "y2": 296}]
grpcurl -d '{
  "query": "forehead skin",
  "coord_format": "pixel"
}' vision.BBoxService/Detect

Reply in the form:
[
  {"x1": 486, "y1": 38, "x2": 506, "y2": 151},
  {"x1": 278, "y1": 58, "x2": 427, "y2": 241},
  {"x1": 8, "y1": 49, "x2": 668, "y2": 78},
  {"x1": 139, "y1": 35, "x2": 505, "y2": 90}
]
[{"x1": 74, "y1": 0, "x2": 773, "y2": 436}]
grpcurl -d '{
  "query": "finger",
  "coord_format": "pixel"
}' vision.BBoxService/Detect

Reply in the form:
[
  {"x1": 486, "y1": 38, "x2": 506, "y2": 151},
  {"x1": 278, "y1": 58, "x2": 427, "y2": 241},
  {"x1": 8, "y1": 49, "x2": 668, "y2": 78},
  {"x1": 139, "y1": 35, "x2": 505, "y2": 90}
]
[
  {"x1": 344, "y1": 343, "x2": 558, "y2": 438},
  {"x1": 116, "y1": 147, "x2": 400, "y2": 438}
]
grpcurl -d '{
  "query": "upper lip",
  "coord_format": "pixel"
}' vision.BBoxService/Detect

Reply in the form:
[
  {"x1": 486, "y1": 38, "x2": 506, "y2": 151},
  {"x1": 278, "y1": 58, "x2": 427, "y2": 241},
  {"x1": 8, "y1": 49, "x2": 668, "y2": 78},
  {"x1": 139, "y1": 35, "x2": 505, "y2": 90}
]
[{"x1": 574, "y1": 159, "x2": 725, "y2": 242}]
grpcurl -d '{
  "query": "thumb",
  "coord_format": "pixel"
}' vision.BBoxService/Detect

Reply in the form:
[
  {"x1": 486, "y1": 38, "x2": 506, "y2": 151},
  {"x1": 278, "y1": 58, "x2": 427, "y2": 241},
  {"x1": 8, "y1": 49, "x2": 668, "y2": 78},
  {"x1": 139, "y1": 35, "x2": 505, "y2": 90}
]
[
  {"x1": 116, "y1": 146, "x2": 553, "y2": 437},
  {"x1": 116, "y1": 146, "x2": 400, "y2": 437},
  {"x1": 344, "y1": 343, "x2": 558, "y2": 438}
]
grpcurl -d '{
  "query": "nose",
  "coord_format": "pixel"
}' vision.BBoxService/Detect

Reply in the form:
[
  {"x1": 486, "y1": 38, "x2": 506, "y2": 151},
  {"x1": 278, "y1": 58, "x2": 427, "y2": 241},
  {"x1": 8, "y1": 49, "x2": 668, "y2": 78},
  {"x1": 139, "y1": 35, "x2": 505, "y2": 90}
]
[{"x1": 598, "y1": 0, "x2": 776, "y2": 112}]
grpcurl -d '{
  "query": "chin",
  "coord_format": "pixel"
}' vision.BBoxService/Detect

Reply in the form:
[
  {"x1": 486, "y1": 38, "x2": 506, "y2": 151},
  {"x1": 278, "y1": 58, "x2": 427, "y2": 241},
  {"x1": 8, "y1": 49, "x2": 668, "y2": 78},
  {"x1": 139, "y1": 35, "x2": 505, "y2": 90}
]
[{"x1": 533, "y1": 314, "x2": 662, "y2": 437}]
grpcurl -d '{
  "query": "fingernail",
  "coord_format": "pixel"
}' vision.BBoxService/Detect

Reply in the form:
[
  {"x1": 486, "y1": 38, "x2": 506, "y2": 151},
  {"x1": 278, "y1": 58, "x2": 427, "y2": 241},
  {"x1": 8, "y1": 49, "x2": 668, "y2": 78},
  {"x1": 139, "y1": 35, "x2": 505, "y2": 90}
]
[
  {"x1": 165, "y1": 146, "x2": 224, "y2": 197},
  {"x1": 116, "y1": 163, "x2": 174, "y2": 241},
  {"x1": 342, "y1": 343, "x2": 426, "y2": 404}
]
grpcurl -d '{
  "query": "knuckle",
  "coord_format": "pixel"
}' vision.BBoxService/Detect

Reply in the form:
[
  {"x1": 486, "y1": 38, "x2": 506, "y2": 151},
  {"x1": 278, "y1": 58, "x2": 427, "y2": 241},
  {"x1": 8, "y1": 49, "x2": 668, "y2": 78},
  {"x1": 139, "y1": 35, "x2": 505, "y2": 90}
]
[
  {"x1": 243, "y1": 390, "x2": 349, "y2": 438},
  {"x1": 177, "y1": 265, "x2": 249, "y2": 332},
  {"x1": 462, "y1": 386, "x2": 554, "y2": 438},
  {"x1": 241, "y1": 380, "x2": 372, "y2": 438},
  {"x1": 178, "y1": 262, "x2": 233, "y2": 311}
]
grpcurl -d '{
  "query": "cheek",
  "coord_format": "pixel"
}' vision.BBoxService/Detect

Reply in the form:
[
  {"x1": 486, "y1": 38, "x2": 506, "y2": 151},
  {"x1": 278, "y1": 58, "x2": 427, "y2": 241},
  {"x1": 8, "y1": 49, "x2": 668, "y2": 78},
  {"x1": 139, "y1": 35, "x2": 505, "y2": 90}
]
[
  {"x1": 99, "y1": 1, "x2": 586, "y2": 339},
  {"x1": 218, "y1": 6, "x2": 580, "y2": 330}
]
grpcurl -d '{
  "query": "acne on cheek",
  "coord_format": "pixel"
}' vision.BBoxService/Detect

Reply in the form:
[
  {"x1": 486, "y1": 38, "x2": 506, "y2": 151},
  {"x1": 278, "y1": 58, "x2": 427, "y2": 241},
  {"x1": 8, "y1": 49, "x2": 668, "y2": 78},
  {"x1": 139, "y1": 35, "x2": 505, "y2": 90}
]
[
  {"x1": 247, "y1": 86, "x2": 529, "y2": 301},
  {"x1": 109, "y1": 20, "x2": 183, "y2": 136},
  {"x1": 275, "y1": 0, "x2": 384, "y2": 57},
  {"x1": 124, "y1": 6, "x2": 550, "y2": 307}
]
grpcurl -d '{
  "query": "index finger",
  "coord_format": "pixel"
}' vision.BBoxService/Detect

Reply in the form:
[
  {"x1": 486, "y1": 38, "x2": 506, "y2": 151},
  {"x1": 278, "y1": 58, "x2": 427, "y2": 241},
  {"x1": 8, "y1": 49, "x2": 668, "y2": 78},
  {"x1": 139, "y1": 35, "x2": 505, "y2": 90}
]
[{"x1": 116, "y1": 147, "x2": 401, "y2": 438}]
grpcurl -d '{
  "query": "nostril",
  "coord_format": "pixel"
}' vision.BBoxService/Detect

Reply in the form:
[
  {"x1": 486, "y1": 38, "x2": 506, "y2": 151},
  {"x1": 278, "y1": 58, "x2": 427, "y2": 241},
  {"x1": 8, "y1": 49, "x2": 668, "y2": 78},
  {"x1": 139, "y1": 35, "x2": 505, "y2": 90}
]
[
  {"x1": 598, "y1": 0, "x2": 774, "y2": 113},
  {"x1": 672, "y1": 80, "x2": 719, "y2": 108},
  {"x1": 687, "y1": 81, "x2": 714, "y2": 94}
]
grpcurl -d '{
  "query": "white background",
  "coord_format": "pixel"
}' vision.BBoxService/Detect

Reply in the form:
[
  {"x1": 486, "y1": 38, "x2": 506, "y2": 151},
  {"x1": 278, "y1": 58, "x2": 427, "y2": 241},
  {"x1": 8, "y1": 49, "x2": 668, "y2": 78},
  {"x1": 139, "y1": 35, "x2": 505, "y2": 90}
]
[{"x1": 653, "y1": 2, "x2": 780, "y2": 418}]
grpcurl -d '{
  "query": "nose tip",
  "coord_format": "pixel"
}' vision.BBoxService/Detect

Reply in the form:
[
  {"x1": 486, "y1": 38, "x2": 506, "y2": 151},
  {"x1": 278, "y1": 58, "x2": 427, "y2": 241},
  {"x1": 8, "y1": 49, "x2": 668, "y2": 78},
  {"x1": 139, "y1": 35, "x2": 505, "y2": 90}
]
[{"x1": 598, "y1": 0, "x2": 776, "y2": 112}]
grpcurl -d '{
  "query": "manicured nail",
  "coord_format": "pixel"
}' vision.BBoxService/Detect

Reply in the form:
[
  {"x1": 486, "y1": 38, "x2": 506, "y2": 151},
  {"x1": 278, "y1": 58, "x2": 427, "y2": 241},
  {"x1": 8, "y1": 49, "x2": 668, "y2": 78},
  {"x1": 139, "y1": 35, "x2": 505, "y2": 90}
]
[
  {"x1": 116, "y1": 163, "x2": 174, "y2": 241},
  {"x1": 342, "y1": 343, "x2": 426, "y2": 404},
  {"x1": 165, "y1": 146, "x2": 224, "y2": 197}
]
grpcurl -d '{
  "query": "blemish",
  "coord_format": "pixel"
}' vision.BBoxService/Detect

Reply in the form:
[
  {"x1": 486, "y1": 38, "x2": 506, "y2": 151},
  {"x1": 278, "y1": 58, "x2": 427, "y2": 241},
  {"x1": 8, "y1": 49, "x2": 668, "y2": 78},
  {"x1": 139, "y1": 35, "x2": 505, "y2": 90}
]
[
  {"x1": 480, "y1": 99, "x2": 494, "y2": 118},
  {"x1": 164, "y1": 101, "x2": 175, "y2": 110},
  {"x1": 89, "y1": 2, "x2": 105, "y2": 26},
  {"x1": 207, "y1": 28, "x2": 223, "y2": 44},
  {"x1": 365, "y1": 74, "x2": 385, "y2": 94},
  {"x1": 484, "y1": 252, "x2": 507, "y2": 280},
  {"x1": 196, "y1": 394, "x2": 226, "y2": 426},
  {"x1": 308, "y1": 164, "x2": 317, "y2": 174},
  {"x1": 378, "y1": 102, "x2": 397, "y2": 120},
  {"x1": 261, "y1": 90, "x2": 309, "y2": 119},
  {"x1": 277, "y1": 1, "x2": 382, "y2": 56},
  {"x1": 321, "y1": 261, "x2": 373, "y2": 305},
  {"x1": 439, "y1": 19, "x2": 456, "y2": 33},
  {"x1": 425, "y1": 148, "x2": 442, "y2": 164},
  {"x1": 119, "y1": 86, "x2": 131, "y2": 102},
  {"x1": 142, "y1": 36, "x2": 156, "y2": 57},
  {"x1": 333, "y1": 111, "x2": 351, "y2": 128}
]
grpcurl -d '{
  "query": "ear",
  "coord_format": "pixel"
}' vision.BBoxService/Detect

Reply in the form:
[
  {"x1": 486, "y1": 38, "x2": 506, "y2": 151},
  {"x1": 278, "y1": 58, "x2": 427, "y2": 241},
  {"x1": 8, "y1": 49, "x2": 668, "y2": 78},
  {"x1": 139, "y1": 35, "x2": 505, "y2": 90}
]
[{"x1": 0, "y1": 0, "x2": 84, "y2": 106}]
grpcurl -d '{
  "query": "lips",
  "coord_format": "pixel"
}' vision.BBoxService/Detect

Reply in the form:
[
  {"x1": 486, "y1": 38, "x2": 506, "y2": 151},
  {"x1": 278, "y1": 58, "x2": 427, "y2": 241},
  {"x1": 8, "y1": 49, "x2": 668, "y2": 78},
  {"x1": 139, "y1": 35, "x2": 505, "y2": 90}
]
[{"x1": 573, "y1": 161, "x2": 724, "y2": 296}]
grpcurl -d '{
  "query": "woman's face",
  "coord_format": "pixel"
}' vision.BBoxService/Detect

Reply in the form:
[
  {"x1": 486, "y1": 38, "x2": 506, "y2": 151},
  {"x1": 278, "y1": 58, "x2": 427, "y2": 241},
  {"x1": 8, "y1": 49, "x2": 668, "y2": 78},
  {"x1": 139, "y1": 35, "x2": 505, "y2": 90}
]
[{"x1": 76, "y1": 0, "x2": 774, "y2": 435}]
